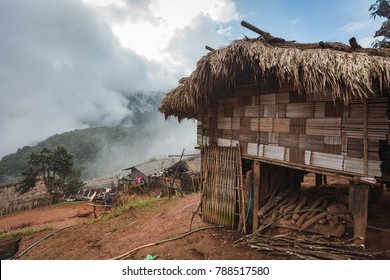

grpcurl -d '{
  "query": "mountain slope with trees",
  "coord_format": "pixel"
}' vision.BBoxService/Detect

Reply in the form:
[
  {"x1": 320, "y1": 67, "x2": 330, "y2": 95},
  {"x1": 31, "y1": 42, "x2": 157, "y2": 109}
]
[{"x1": 0, "y1": 93, "x2": 196, "y2": 183}]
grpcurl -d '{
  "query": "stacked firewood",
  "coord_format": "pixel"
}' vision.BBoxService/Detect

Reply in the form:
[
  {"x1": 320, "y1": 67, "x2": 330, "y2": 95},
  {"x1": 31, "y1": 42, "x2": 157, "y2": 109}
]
[
  {"x1": 258, "y1": 186, "x2": 352, "y2": 237},
  {"x1": 236, "y1": 232, "x2": 377, "y2": 260}
]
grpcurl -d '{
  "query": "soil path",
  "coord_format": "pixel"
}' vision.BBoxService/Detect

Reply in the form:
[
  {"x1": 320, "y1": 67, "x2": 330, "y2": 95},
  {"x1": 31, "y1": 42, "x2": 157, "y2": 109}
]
[
  {"x1": 1, "y1": 193, "x2": 389, "y2": 260},
  {"x1": 2, "y1": 194, "x2": 266, "y2": 260}
]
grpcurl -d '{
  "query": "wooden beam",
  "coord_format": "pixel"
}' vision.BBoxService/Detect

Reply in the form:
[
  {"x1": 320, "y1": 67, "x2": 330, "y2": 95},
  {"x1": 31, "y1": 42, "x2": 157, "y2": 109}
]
[
  {"x1": 205, "y1": 45, "x2": 215, "y2": 52},
  {"x1": 349, "y1": 183, "x2": 369, "y2": 246},
  {"x1": 242, "y1": 154, "x2": 362, "y2": 181},
  {"x1": 252, "y1": 161, "x2": 260, "y2": 232}
]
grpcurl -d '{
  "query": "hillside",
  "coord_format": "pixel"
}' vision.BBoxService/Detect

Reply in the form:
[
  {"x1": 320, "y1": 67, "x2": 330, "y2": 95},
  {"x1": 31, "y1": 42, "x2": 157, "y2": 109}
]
[
  {"x1": 0, "y1": 93, "x2": 197, "y2": 182},
  {"x1": 1, "y1": 194, "x2": 268, "y2": 260}
]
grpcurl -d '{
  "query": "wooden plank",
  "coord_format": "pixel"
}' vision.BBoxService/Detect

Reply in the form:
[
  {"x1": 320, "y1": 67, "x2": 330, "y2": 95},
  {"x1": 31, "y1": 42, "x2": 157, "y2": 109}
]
[
  {"x1": 247, "y1": 143, "x2": 259, "y2": 156},
  {"x1": 306, "y1": 118, "x2": 342, "y2": 136},
  {"x1": 349, "y1": 184, "x2": 369, "y2": 245},
  {"x1": 207, "y1": 108, "x2": 218, "y2": 117},
  {"x1": 240, "y1": 117, "x2": 251, "y2": 131},
  {"x1": 310, "y1": 152, "x2": 344, "y2": 170},
  {"x1": 289, "y1": 148, "x2": 305, "y2": 164},
  {"x1": 314, "y1": 102, "x2": 325, "y2": 118},
  {"x1": 260, "y1": 93, "x2": 276, "y2": 104},
  {"x1": 232, "y1": 117, "x2": 240, "y2": 130},
  {"x1": 249, "y1": 118, "x2": 259, "y2": 131},
  {"x1": 217, "y1": 138, "x2": 231, "y2": 146},
  {"x1": 263, "y1": 145, "x2": 285, "y2": 161},
  {"x1": 299, "y1": 135, "x2": 325, "y2": 152},
  {"x1": 224, "y1": 107, "x2": 234, "y2": 117},
  {"x1": 286, "y1": 103, "x2": 314, "y2": 118},
  {"x1": 259, "y1": 118, "x2": 273, "y2": 132},
  {"x1": 264, "y1": 104, "x2": 278, "y2": 117},
  {"x1": 344, "y1": 158, "x2": 382, "y2": 177},
  {"x1": 344, "y1": 157, "x2": 364, "y2": 174},
  {"x1": 245, "y1": 105, "x2": 261, "y2": 117},
  {"x1": 233, "y1": 107, "x2": 244, "y2": 118},
  {"x1": 238, "y1": 131, "x2": 257, "y2": 143},
  {"x1": 217, "y1": 117, "x2": 232, "y2": 130},
  {"x1": 363, "y1": 98, "x2": 368, "y2": 175},
  {"x1": 259, "y1": 132, "x2": 269, "y2": 145},
  {"x1": 278, "y1": 133, "x2": 300, "y2": 148},
  {"x1": 290, "y1": 118, "x2": 306, "y2": 134},
  {"x1": 324, "y1": 144, "x2": 342, "y2": 155},
  {"x1": 278, "y1": 104, "x2": 287, "y2": 118},
  {"x1": 268, "y1": 132, "x2": 279, "y2": 145},
  {"x1": 276, "y1": 92, "x2": 290, "y2": 104},
  {"x1": 241, "y1": 95, "x2": 254, "y2": 106},
  {"x1": 273, "y1": 118, "x2": 290, "y2": 133},
  {"x1": 224, "y1": 97, "x2": 239, "y2": 108}
]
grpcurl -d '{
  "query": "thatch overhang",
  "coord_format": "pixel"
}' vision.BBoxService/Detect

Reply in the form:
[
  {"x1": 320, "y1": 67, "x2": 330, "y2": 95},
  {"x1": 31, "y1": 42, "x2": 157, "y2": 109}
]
[{"x1": 159, "y1": 37, "x2": 390, "y2": 121}]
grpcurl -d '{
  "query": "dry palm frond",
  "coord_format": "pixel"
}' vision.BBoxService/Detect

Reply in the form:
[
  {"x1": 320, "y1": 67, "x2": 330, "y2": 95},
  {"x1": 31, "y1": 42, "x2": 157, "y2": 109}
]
[{"x1": 159, "y1": 38, "x2": 390, "y2": 120}]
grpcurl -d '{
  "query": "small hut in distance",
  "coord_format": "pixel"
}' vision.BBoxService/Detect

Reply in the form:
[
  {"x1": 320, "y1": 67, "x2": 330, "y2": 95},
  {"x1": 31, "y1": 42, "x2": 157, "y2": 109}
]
[{"x1": 159, "y1": 21, "x2": 390, "y2": 245}]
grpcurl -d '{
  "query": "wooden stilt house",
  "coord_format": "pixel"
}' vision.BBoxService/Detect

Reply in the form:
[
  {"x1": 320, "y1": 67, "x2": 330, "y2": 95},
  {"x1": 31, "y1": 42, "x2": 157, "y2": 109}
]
[{"x1": 159, "y1": 22, "x2": 390, "y2": 245}]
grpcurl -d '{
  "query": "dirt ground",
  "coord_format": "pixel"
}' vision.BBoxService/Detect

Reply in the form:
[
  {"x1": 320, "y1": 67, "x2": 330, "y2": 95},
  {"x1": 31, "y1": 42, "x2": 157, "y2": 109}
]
[{"x1": 1, "y1": 190, "x2": 390, "y2": 260}]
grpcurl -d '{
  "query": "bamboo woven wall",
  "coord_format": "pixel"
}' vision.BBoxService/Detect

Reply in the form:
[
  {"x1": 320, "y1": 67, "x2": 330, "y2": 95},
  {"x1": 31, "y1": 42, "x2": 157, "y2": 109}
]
[
  {"x1": 201, "y1": 145, "x2": 241, "y2": 228},
  {"x1": 197, "y1": 74, "x2": 389, "y2": 178},
  {"x1": 0, "y1": 181, "x2": 49, "y2": 216}
]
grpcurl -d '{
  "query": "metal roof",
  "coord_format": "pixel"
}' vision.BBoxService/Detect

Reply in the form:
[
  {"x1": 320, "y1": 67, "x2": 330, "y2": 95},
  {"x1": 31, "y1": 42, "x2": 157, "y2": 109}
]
[{"x1": 128, "y1": 157, "x2": 181, "y2": 177}]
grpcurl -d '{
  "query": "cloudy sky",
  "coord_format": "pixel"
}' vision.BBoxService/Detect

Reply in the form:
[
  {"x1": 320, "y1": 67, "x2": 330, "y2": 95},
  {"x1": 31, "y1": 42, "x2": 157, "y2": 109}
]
[{"x1": 0, "y1": 0, "x2": 383, "y2": 158}]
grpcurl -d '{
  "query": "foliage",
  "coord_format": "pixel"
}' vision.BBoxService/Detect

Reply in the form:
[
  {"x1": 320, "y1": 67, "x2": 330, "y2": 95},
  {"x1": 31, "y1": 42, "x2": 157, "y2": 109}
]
[
  {"x1": 17, "y1": 146, "x2": 83, "y2": 204},
  {"x1": 370, "y1": 0, "x2": 390, "y2": 48}
]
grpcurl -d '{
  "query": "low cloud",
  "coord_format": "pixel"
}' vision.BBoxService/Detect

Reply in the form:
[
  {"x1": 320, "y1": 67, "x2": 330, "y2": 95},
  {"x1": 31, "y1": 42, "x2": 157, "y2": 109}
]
[{"x1": 0, "y1": 0, "x2": 239, "y2": 160}]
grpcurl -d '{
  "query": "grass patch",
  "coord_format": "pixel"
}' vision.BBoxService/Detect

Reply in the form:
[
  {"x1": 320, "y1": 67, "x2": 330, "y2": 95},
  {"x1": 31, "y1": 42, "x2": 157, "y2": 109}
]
[
  {"x1": 0, "y1": 226, "x2": 54, "y2": 241},
  {"x1": 83, "y1": 195, "x2": 179, "y2": 225},
  {"x1": 108, "y1": 197, "x2": 166, "y2": 218}
]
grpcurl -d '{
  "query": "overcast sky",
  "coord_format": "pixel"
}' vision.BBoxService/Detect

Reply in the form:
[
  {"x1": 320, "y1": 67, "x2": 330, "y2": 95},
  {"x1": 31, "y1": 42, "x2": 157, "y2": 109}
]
[{"x1": 0, "y1": 0, "x2": 383, "y2": 158}]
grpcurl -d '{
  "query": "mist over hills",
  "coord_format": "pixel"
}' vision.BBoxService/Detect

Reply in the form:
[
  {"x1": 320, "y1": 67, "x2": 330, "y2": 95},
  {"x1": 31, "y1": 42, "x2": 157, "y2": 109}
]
[{"x1": 0, "y1": 93, "x2": 197, "y2": 183}]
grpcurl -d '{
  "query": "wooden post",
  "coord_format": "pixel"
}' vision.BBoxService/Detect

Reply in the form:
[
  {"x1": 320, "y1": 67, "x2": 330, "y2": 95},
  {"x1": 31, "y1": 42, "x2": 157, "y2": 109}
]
[
  {"x1": 349, "y1": 183, "x2": 369, "y2": 246},
  {"x1": 252, "y1": 161, "x2": 260, "y2": 232},
  {"x1": 315, "y1": 173, "x2": 322, "y2": 186},
  {"x1": 363, "y1": 98, "x2": 368, "y2": 175}
]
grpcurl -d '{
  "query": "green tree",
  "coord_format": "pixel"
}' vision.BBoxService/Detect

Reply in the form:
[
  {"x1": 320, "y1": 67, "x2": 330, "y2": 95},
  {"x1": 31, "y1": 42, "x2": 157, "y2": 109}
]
[
  {"x1": 17, "y1": 146, "x2": 83, "y2": 204},
  {"x1": 370, "y1": 0, "x2": 390, "y2": 47}
]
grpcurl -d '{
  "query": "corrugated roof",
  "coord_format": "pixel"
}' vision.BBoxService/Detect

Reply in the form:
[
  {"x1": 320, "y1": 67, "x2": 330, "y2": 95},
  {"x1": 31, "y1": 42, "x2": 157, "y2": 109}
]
[
  {"x1": 81, "y1": 176, "x2": 119, "y2": 190},
  {"x1": 130, "y1": 158, "x2": 181, "y2": 177},
  {"x1": 184, "y1": 156, "x2": 201, "y2": 173}
]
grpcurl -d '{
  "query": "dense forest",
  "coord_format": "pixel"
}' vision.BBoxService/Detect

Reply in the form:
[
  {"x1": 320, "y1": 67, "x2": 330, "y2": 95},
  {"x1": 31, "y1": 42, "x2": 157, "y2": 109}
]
[{"x1": 0, "y1": 93, "x2": 196, "y2": 183}]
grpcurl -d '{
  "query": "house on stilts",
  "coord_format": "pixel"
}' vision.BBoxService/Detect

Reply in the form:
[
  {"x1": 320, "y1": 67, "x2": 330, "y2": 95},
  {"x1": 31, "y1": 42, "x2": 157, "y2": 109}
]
[{"x1": 159, "y1": 21, "x2": 390, "y2": 246}]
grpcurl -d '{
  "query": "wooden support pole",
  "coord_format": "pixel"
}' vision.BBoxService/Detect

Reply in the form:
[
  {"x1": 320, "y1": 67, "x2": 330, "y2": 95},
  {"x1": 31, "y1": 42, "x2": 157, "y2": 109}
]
[
  {"x1": 349, "y1": 183, "x2": 369, "y2": 246},
  {"x1": 315, "y1": 173, "x2": 322, "y2": 186},
  {"x1": 363, "y1": 98, "x2": 368, "y2": 175},
  {"x1": 252, "y1": 161, "x2": 260, "y2": 232}
]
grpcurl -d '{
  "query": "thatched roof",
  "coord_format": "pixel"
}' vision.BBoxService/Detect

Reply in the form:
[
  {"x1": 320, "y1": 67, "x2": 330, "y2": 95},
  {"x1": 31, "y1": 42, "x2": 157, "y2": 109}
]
[{"x1": 159, "y1": 37, "x2": 390, "y2": 121}]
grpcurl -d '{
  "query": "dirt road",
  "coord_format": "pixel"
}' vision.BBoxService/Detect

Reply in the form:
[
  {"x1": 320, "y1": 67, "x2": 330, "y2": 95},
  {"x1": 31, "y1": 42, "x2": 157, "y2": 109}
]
[{"x1": 1, "y1": 193, "x2": 389, "y2": 260}]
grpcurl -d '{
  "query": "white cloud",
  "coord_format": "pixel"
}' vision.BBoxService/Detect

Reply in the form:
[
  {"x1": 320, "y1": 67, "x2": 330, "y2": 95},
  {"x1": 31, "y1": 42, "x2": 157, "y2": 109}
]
[
  {"x1": 0, "y1": 0, "x2": 239, "y2": 158},
  {"x1": 340, "y1": 21, "x2": 371, "y2": 34},
  {"x1": 83, "y1": 0, "x2": 239, "y2": 60}
]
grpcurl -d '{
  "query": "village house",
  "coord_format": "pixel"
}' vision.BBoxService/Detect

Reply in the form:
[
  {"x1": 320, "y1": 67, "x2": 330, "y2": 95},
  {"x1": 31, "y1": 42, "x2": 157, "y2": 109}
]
[{"x1": 159, "y1": 21, "x2": 390, "y2": 245}]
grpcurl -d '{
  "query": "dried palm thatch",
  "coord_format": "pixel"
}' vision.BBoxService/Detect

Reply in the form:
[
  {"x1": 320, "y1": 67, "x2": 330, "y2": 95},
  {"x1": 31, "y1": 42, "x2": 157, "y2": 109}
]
[{"x1": 159, "y1": 37, "x2": 390, "y2": 121}]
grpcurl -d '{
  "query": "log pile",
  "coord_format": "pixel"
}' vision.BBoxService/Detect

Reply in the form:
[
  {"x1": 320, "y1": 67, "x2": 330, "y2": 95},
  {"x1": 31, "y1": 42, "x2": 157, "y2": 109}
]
[
  {"x1": 258, "y1": 186, "x2": 352, "y2": 237},
  {"x1": 237, "y1": 232, "x2": 377, "y2": 260}
]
